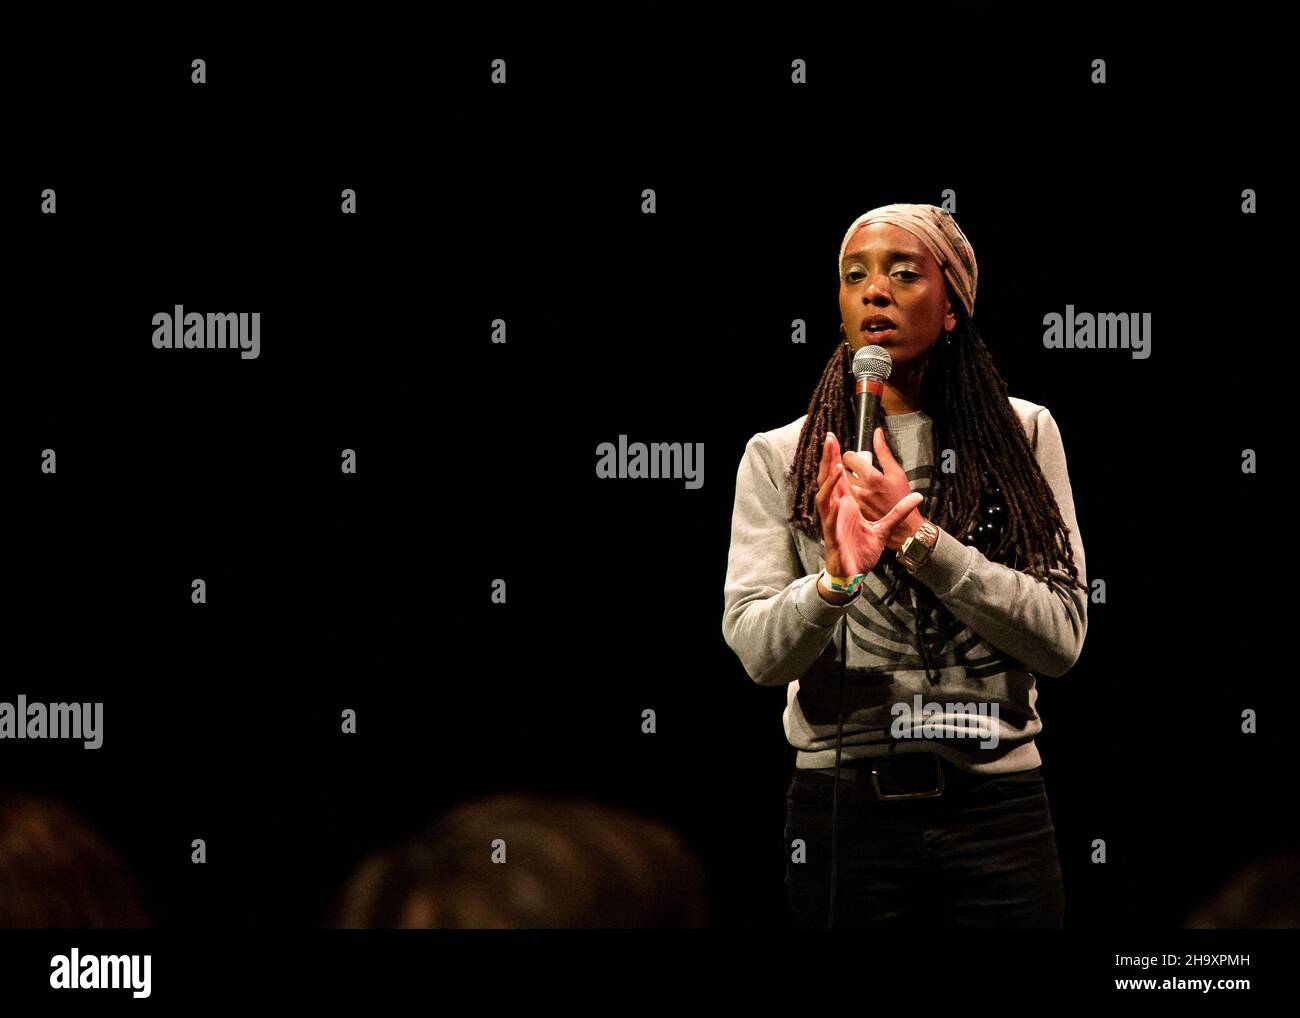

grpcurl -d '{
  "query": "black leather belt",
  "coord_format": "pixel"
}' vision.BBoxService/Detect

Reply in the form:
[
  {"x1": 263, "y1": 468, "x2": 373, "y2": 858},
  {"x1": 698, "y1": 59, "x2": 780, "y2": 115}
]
[{"x1": 810, "y1": 753, "x2": 995, "y2": 800}]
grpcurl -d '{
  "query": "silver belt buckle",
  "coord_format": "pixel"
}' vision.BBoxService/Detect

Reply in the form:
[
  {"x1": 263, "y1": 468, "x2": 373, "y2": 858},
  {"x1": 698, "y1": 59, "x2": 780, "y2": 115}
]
[{"x1": 870, "y1": 755, "x2": 945, "y2": 800}]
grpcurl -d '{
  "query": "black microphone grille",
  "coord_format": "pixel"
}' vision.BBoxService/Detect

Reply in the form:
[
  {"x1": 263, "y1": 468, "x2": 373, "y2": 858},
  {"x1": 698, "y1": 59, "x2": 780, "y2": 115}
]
[{"x1": 852, "y1": 344, "x2": 893, "y2": 382}]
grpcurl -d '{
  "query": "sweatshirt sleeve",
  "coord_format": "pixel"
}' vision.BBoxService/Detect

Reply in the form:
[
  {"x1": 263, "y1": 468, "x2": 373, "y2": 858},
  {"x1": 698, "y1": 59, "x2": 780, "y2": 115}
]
[
  {"x1": 909, "y1": 406, "x2": 1088, "y2": 677},
  {"x1": 721, "y1": 432, "x2": 856, "y2": 687}
]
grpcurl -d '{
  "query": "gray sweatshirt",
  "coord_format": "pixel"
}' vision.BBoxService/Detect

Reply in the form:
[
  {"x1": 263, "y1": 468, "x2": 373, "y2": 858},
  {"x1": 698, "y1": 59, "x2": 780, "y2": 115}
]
[{"x1": 721, "y1": 397, "x2": 1087, "y2": 774}]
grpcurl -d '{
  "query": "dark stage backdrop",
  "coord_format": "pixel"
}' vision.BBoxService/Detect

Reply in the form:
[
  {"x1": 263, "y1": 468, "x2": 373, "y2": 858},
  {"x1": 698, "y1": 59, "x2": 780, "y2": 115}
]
[{"x1": 5, "y1": 4, "x2": 1288, "y2": 950}]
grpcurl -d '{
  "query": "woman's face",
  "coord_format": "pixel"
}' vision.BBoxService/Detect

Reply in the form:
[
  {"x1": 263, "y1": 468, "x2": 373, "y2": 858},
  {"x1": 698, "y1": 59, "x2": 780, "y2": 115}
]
[{"x1": 838, "y1": 221, "x2": 956, "y2": 362}]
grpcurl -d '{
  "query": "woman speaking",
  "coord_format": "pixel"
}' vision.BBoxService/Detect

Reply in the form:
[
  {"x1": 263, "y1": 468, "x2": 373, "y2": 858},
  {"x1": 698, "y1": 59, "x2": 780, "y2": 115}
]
[{"x1": 721, "y1": 203, "x2": 1088, "y2": 929}]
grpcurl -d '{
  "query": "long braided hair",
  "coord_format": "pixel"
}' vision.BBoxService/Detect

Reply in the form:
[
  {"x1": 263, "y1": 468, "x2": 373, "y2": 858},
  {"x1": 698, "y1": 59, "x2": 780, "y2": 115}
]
[{"x1": 786, "y1": 287, "x2": 1087, "y2": 640}]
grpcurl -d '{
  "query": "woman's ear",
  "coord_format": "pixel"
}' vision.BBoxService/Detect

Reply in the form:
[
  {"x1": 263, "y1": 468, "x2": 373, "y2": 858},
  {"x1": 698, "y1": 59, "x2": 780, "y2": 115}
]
[{"x1": 941, "y1": 285, "x2": 959, "y2": 333}]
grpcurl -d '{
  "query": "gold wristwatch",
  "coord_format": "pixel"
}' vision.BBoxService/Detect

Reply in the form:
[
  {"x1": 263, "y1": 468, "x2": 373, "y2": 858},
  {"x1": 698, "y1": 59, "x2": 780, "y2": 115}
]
[{"x1": 898, "y1": 520, "x2": 939, "y2": 574}]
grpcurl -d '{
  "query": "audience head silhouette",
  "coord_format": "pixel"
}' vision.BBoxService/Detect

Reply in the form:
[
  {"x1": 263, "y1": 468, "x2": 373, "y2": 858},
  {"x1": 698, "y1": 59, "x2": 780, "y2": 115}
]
[
  {"x1": 334, "y1": 794, "x2": 709, "y2": 929},
  {"x1": 0, "y1": 793, "x2": 150, "y2": 929}
]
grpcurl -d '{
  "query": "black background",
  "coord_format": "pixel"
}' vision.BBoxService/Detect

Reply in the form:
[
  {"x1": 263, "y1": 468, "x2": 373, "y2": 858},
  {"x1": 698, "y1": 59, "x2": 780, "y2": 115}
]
[{"x1": 4, "y1": 2, "x2": 1291, "y2": 953}]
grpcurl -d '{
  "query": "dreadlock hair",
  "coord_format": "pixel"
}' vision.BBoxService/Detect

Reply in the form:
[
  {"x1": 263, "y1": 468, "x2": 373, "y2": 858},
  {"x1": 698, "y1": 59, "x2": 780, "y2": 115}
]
[{"x1": 786, "y1": 285, "x2": 1088, "y2": 634}]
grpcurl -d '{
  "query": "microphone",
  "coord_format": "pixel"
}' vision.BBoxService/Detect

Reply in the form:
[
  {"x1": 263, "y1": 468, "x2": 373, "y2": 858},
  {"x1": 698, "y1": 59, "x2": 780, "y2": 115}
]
[{"x1": 851, "y1": 344, "x2": 893, "y2": 466}]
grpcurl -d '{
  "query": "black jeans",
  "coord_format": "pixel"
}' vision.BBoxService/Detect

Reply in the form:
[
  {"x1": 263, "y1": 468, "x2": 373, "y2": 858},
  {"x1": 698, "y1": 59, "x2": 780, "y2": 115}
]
[{"x1": 784, "y1": 760, "x2": 1066, "y2": 929}]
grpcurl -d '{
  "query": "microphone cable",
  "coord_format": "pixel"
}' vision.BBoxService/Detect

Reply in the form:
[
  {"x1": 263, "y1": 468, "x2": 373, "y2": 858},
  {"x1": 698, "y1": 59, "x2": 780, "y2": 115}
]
[
  {"x1": 828, "y1": 611, "x2": 847, "y2": 928},
  {"x1": 827, "y1": 505, "x2": 936, "y2": 929}
]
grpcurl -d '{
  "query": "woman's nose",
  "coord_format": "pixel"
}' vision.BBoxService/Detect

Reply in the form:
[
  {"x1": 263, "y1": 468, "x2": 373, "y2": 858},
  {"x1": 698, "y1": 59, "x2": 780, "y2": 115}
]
[{"x1": 862, "y1": 273, "x2": 893, "y2": 303}]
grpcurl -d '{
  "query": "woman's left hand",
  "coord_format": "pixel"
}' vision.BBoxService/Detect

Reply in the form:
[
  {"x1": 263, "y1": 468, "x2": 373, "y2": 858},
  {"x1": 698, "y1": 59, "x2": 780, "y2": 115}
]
[{"x1": 842, "y1": 427, "x2": 928, "y2": 553}]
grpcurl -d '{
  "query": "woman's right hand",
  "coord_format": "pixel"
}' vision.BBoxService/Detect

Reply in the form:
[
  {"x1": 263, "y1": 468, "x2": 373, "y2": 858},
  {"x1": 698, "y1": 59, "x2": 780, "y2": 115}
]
[{"x1": 816, "y1": 431, "x2": 924, "y2": 578}]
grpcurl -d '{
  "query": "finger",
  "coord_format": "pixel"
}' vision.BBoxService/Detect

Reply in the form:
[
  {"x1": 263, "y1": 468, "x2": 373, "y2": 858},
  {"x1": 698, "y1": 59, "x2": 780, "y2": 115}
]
[
  {"x1": 819, "y1": 439, "x2": 842, "y2": 494},
  {"x1": 820, "y1": 481, "x2": 843, "y2": 542},
  {"x1": 841, "y1": 449, "x2": 877, "y2": 482},
  {"x1": 830, "y1": 459, "x2": 855, "y2": 500},
  {"x1": 841, "y1": 465, "x2": 875, "y2": 507},
  {"x1": 836, "y1": 494, "x2": 868, "y2": 576},
  {"x1": 816, "y1": 461, "x2": 844, "y2": 514},
  {"x1": 817, "y1": 433, "x2": 832, "y2": 488},
  {"x1": 824, "y1": 431, "x2": 843, "y2": 475},
  {"x1": 847, "y1": 482, "x2": 873, "y2": 511},
  {"x1": 875, "y1": 491, "x2": 925, "y2": 531}
]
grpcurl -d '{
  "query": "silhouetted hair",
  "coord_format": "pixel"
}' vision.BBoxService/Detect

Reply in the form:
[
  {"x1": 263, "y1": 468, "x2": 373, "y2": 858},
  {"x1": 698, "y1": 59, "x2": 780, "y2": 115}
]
[
  {"x1": 333, "y1": 794, "x2": 710, "y2": 929},
  {"x1": 1183, "y1": 853, "x2": 1300, "y2": 929},
  {"x1": 0, "y1": 793, "x2": 151, "y2": 928}
]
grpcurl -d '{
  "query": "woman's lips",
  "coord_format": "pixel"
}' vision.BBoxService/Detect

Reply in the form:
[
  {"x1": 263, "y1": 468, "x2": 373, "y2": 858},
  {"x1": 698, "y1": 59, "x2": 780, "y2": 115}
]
[{"x1": 864, "y1": 327, "x2": 897, "y2": 340}]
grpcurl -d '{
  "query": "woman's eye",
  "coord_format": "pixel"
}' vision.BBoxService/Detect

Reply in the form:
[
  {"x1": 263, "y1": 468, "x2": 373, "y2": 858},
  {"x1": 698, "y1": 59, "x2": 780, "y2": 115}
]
[{"x1": 845, "y1": 270, "x2": 919, "y2": 282}]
